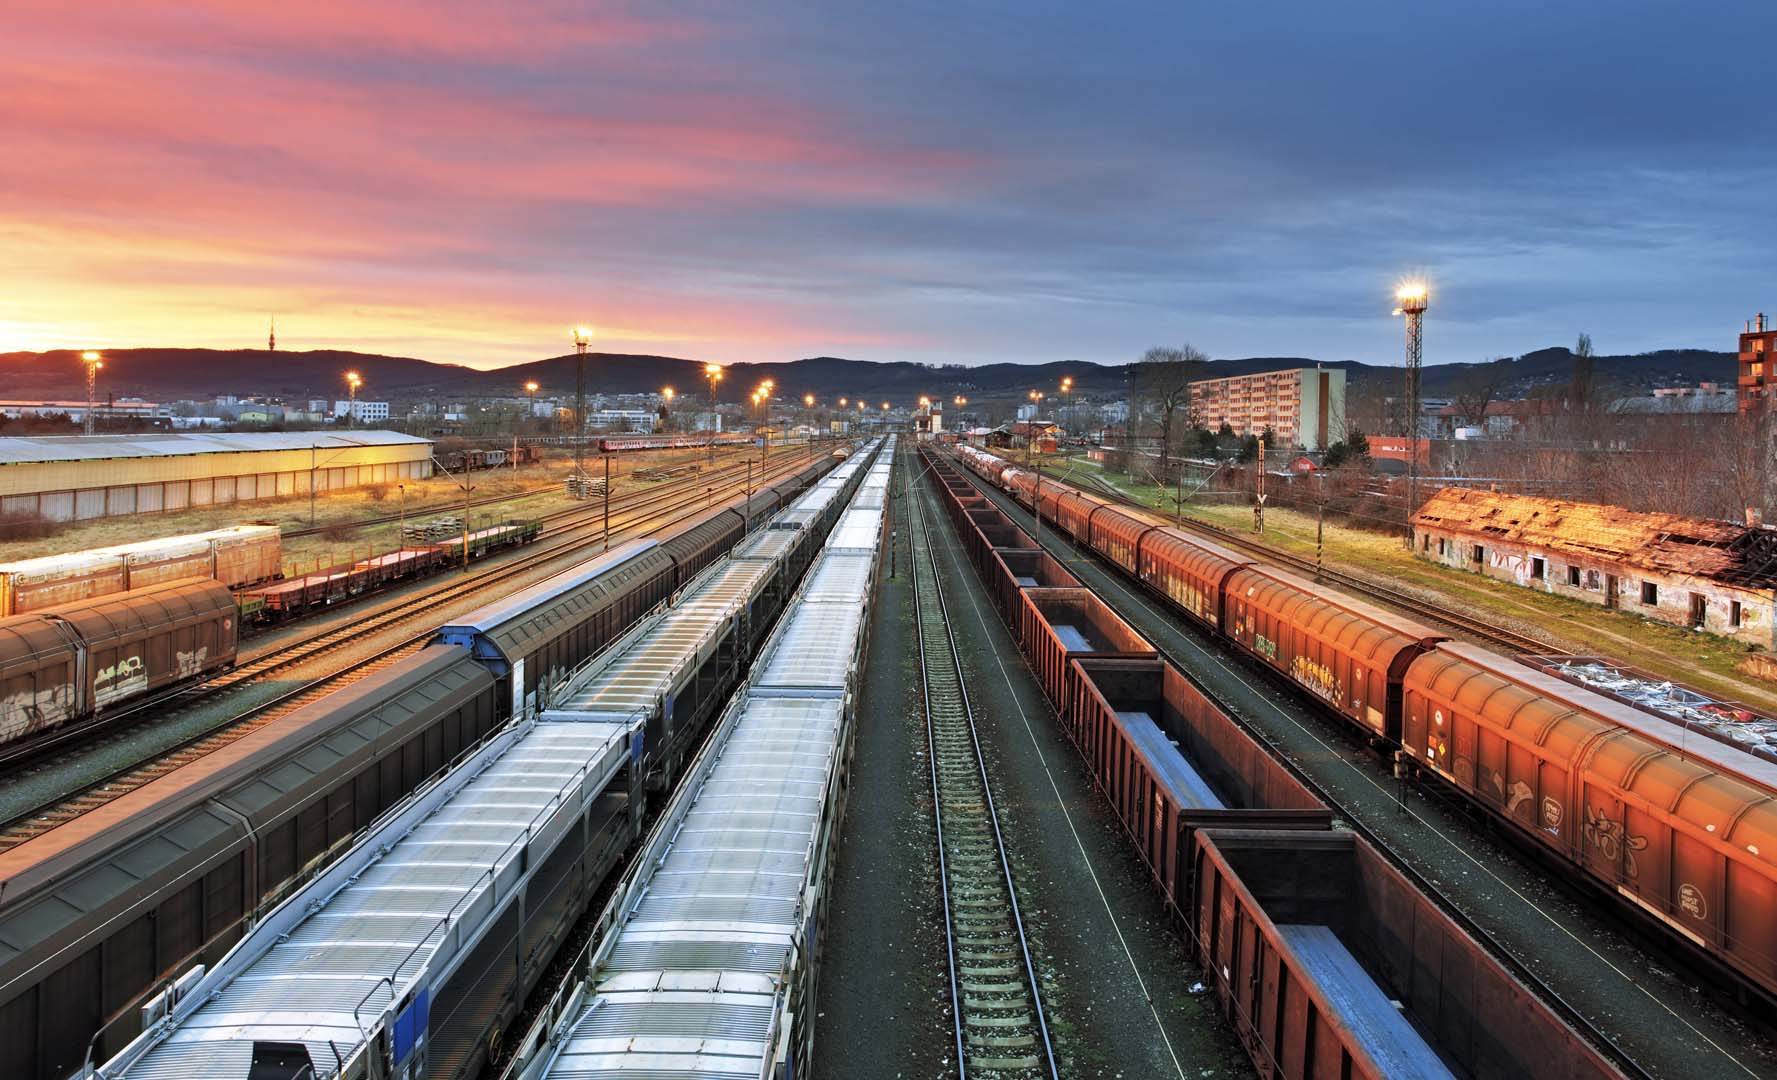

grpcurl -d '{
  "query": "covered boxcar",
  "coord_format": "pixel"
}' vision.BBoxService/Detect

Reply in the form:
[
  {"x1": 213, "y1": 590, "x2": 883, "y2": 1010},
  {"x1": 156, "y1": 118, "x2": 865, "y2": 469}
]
[
  {"x1": 436, "y1": 540, "x2": 677, "y2": 718},
  {"x1": 1222, "y1": 565, "x2": 1445, "y2": 740},
  {"x1": 0, "y1": 646, "x2": 498, "y2": 1080},
  {"x1": 0, "y1": 579, "x2": 238, "y2": 746},
  {"x1": 1137, "y1": 526, "x2": 1250, "y2": 630},
  {"x1": 0, "y1": 525, "x2": 280, "y2": 616},
  {"x1": 1403, "y1": 641, "x2": 1777, "y2": 998}
]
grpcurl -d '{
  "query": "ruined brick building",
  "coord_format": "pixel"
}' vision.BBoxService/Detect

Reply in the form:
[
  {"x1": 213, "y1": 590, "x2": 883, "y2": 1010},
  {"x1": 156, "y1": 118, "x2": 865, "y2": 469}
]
[{"x1": 1412, "y1": 487, "x2": 1777, "y2": 648}]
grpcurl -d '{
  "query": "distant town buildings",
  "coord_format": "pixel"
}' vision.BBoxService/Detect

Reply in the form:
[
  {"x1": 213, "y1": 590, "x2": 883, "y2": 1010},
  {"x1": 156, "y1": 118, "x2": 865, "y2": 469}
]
[
  {"x1": 1187, "y1": 367, "x2": 1347, "y2": 450},
  {"x1": 331, "y1": 399, "x2": 391, "y2": 422}
]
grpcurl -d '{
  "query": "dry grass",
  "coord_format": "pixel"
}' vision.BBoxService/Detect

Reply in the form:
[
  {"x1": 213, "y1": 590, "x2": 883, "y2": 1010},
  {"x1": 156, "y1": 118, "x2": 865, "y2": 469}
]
[{"x1": 1018, "y1": 453, "x2": 1777, "y2": 711}]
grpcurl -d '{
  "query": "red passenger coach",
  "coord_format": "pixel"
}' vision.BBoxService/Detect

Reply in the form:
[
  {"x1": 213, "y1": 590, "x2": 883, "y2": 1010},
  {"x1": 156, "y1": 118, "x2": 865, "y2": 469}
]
[
  {"x1": 1223, "y1": 565, "x2": 1445, "y2": 740},
  {"x1": 1137, "y1": 527, "x2": 1249, "y2": 630}
]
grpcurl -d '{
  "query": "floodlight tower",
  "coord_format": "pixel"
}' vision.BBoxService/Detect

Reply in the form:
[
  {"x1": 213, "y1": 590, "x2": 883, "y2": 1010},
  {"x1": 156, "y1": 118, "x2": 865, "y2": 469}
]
[
  {"x1": 573, "y1": 326, "x2": 593, "y2": 489},
  {"x1": 81, "y1": 351, "x2": 103, "y2": 435},
  {"x1": 1393, "y1": 283, "x2": 1428, "y2": 546}
]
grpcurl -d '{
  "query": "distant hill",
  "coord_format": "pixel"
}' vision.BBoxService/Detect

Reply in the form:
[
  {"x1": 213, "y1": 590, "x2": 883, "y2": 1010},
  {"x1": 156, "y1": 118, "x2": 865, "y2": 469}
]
[{"x1": 0, "y1": 345, "x2": 1737, "y2": 406}]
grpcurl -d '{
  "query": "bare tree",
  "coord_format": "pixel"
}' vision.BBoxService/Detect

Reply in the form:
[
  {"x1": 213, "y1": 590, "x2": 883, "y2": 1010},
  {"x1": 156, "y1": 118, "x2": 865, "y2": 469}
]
[
  {"x1": 1452, "y1": 358, "x2": 1509, "y2": 432},
  {"x1": 1569, "y1": 333, "x2": 1595, "y2": 413},
  {"x1": 1139, "y1": 345, "x2": 1206, "y2": 482}
]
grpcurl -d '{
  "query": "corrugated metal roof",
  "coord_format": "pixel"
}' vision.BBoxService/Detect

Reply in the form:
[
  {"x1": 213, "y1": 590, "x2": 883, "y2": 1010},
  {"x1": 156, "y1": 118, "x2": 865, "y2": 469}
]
[
  {"x1": 1414, "y1": 486, "x2": 1777, "y2": 589},
  {"x1": 0, "y1": 430, "x2": 429, "y2": 465},
  {"x1": 523, "y1": 438, "x2": 890, "y2": 1080},
  {"x1": 111, "y1": 716, "x2": 635, "y2": 1080}
]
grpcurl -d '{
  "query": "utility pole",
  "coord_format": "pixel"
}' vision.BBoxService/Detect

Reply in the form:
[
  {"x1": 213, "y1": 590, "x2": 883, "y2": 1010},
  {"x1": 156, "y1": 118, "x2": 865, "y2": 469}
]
[
  {"x1": 603, "y1": 454, "x2": 611, "y2": 553},
  {"x1": 1315, "y1": 470, "x2": 1325, "y2": 581},
  {"x1": 1254, "y1": 436, "x2": 1266, "y2": 533},
  {"x1": 573, "y1": 326, "x2": 592, "y2": 495},
  {"x1": 1394, "y1": 284, "x2": 1428, "y2": 547},
  {"x1": 398, "y1": 483, "x2": 407, "y2": 547},
  {"x1": 461, "y1": 453, "x2": 474, "y2": 571}
]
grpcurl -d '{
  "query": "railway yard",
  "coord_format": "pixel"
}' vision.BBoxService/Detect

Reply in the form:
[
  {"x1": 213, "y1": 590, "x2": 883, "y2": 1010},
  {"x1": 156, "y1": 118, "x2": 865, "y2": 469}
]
[{"x1": 4, "y1": 434, "x2": 1777, "y2": 1080}]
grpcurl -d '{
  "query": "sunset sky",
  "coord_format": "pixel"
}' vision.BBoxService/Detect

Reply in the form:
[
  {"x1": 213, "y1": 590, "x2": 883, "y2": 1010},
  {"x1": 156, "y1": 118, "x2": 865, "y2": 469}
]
[{"x1": 4, "y1": 1, "x2": 1773, "y2": 370}]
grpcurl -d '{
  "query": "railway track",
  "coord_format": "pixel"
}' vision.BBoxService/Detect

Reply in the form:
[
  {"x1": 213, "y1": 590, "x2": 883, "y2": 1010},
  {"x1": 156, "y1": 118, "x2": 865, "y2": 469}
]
[
  {"x1": 1066, "y1": 468, "x2": 1556, "y2": 655},
  {"x1": 0, "y1": 448, "x2": 826, "y2": 852},
  {"x1": 952, "y1": 456, "x2": 1655, "y2": 1080},
  {"x1": 910, "y1": 474, "x2": 1058, "y2": 1079},
  {"x1": 279, "y1": 446, "x2": 758, "y2": 539}
]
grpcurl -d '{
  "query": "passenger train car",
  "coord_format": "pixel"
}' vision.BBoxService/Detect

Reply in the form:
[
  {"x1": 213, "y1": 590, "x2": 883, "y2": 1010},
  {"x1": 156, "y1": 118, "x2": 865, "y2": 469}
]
[{"x1": 954, "y1": 442, "x2": 1777, "y2": 1004}]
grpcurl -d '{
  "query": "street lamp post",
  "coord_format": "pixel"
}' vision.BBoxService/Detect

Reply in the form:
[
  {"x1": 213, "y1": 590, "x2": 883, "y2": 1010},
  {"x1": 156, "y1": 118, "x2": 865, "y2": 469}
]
[
  {"x1": 1060, "y1": 376, "x2": 1074, "y2": 445},
  {"x1": 573, "y1": 327, "x2": 592, "y2": 493},
  {"x1": 525, "y1": 380, "x2": 539, "y2": 428},
  {"x1": 662, "y1": 386, "x2": 675, "y2": 432},
  {"x1": 80, "y1": 351, "x2": 103, "y2": 435},
  {"x1": 705, "y1": 363, "x2": 723, "y2": 461},
  {"x1": 1393, "y1": 283, "x2": 1428, "y2": 548},
  {"x1": 344, "y1": 371, "x2": 362, "y2": 429}
]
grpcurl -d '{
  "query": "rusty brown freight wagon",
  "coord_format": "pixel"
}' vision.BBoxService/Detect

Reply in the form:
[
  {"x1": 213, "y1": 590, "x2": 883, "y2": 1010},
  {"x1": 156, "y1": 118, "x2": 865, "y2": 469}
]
[
  {"x1": 0, "y1": 524, "x2": 281, "y2": 616},
  {"x1": 1193, "y1": 829, "x2": 1622, "y2": 1080},
  {"x1": 1404, "y1": 641, "x2": 1777, "y2": 1002},
  {"x1": 0, "y1": 578, "x2": 238, "y2": 746},
  {"x1": 1067, "y1": 657, "x2": 1331, "y2": 916},
  {"x1": 1016, "y1": 587, "x2": 1155, "y2": 711},
  {"x1": 1222, "y1": 564, "x2": 1445, "y2": 740}
]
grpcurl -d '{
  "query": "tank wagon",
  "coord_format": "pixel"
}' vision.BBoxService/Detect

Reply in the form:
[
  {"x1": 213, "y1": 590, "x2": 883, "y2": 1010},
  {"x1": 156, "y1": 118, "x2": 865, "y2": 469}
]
[
  {"x1": 0, "y1": 446, "x2": 854, "y2": 1080},
  {"x1": 953, "y1": 441, "x2": 1777, "y2": 1005},
  {"x1": 925, "y1": 448, "x2": 1622, "y2": 1079},
  {"x1": 0, "y1": 579, "x2": 238, "y2": 746}
]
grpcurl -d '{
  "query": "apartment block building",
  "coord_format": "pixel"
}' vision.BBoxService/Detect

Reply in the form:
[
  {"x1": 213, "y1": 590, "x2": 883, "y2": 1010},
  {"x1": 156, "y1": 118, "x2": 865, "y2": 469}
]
[{"x1": 1187, "y1": 367, "x2": 1346, "y2": 450}]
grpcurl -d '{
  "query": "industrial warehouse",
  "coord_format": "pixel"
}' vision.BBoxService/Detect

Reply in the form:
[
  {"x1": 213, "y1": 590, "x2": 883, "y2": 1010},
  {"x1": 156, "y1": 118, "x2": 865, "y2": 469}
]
[{"x1": 0, "y1": 431, "x2": 433, "y2": 523}]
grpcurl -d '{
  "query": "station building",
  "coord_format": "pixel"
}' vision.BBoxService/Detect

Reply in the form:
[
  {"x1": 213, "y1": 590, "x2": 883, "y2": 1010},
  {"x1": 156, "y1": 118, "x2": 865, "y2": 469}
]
[
  {"x1": 0, "y1": 430, "x2": 433, "y2": 523},
  {"x1": 1412, "y1": 486, "x2": 1777, "y2": 647}
]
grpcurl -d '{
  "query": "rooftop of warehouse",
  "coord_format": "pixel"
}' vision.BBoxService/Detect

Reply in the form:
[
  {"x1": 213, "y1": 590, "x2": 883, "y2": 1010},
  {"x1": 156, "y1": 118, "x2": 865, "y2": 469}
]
[
  {"x1": 1414, "y1": 486, "x2": 1777, "y2": 590},
  {"x1": 0, "y1": 430, "x2": 431, "y2": 464}
]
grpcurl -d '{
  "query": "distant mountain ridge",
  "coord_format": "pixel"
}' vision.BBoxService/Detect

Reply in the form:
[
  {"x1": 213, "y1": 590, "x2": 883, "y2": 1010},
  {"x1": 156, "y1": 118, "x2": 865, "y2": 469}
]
[{"x1": 0, "y1": 345, "x2": 1737, "y2": 405}]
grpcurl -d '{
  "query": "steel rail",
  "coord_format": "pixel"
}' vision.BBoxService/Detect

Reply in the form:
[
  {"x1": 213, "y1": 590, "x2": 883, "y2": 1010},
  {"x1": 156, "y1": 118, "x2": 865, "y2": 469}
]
[
  {"x1": 0, "y1": 450, "x2": 796, "y2": 778},
  {"x1": 0, "y1": 448, "x2": 826, "y2": 851},
  {"x1": 908, "y1": 453, "x2": 1059, "y2": 1080},
  {"x1": 941, "y1": 450, "x2": 1653, "y2": 1080},
  {"x1": 1066, "y1": 468, "x2": 1557, "y2": 655}
]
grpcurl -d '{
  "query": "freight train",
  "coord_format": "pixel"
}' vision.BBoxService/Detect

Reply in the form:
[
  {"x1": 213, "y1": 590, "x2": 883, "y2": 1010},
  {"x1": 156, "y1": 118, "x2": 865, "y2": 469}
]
[
  {"x1": 922, "y1": 448, "x2": 1622, "y2": 1080},
  {"x1": 954, "y1": 442, "x2": 1777, "y2": 1006},
  {"x1": 435, "y1": 444, "x2": 542, "y2": 471},
  {"x1": 0, "y1": 448, "x2": 861, "y2": 1080},
  {"x1": 596, "y1": 432, "x2": 753, "y2": 452}
]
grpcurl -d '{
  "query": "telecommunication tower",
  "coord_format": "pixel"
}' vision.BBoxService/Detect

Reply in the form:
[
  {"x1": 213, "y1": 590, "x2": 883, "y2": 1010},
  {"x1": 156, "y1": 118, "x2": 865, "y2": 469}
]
[{"x1": 268, "y1": 316, "x2": 276, "y2": 351}]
